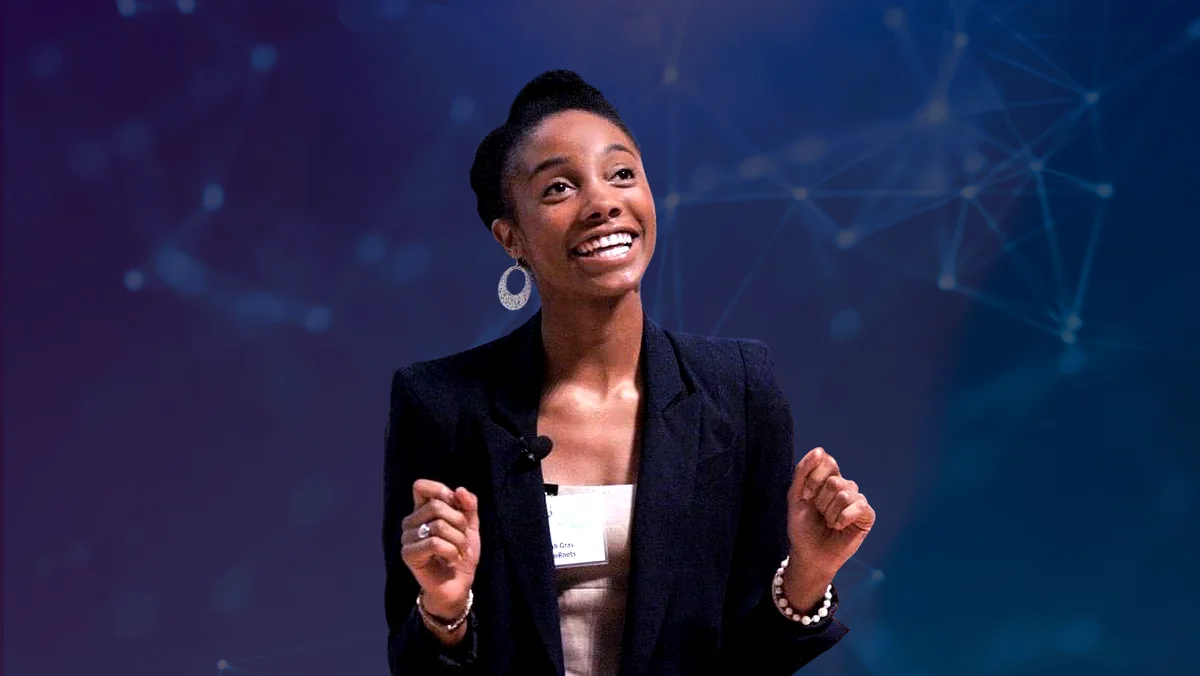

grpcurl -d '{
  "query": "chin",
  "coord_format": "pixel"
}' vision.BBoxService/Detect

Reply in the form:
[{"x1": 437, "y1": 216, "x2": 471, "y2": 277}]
[{"x1": 574, "y1": 272, "x2": 645, "y2": 302}]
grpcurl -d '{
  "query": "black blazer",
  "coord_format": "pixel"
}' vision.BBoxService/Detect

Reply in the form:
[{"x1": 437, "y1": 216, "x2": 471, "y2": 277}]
[{"x1": 383, "y1": 311, "x2": 849, "y2": 675}]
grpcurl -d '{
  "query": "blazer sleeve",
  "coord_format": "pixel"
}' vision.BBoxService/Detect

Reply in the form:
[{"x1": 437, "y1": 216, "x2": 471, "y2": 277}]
[
  {"x1": 717, "y1": 340, "x2": 850, "y2": 674},
  {"x1": 383, "y1": 368, "x2": 481, "y2": 676}
]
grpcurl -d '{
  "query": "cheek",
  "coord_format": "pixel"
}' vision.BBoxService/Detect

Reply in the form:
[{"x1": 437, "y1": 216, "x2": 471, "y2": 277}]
[
  {"x1": 520, "y1": 212, "x2": 572, "y2": 260},
  {"x1": 635, "y1": 192, "x2": 657, "y2": 236}
]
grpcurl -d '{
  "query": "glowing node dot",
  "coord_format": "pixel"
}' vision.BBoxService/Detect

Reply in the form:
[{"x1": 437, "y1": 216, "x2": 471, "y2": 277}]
[
  {"x1": 357, "y1": 234, "x2": 387, "y2": 264},
  {"x1": 738, "y1": 156, "x2": 772, "y2": 179},
  {"x1": 883, "y1": 8, "x2": 905, "y2": 30},
  {"x1": 960, "y1": 185, "x2": 978, "y2": 199},
  {"x1": 954, "y1": 32, "x2": 969, "y2": 49},
  {"x1": 250, "y1": 44, "x2": 277, "y2": 72},
  {"x1": 30, "y1": 43, "x2": 63, "y2": 80},
  {"x1": 217, "y1": 659, "x2": 229, "y2": 671},
  {"x1": 919, "y1": 98, "x2": 948, "y2": 125},
  {"x1": 829, "y1": 309, "x2": 862, "y2": 342},
  {"x1": 176, "y1": 0, "x2": 195, "y2": 13},
  {"x1": 836, "y1": 229, "x2": 857, "y2": 249},
  {"x1": 304, "y1": 307, "x2": 331, "y2": 333},
  {"x1": 449, "y1": 97, "x2": 474, "y2": 122},
  {"x1": 665, "y1": 193, "x2": 681, "y2": 209},
  {"x1": 963, "y1": 153, "x2": 986, "y2": 174},
  {"x1": 380, "y1": 0, "x2": 409, "y2": 19},
  {"x1": 791, "y1": 187, "x2": 809, "y2": 201},
  {"x1": 1188, "y1": 18, "x2": 1200, "y2": 40},
  {"x1": 1064, "y1": 313, "x2": 1082, "y2": 331},
  {"x1": 1060, "y1": 329, "x2": 1077, "y2": 344},
  {"x1": 1083, "y1": 91, "x2": 1099, "y2": 104},
  {"x1": 792, "y1": 136, "x2": 826, "y2": 162},
  {"x1": 938, "y1": 273, "x2": 956, "y2": 290},
  {"x1": 124, "y1": 269, "x2": 144, "y2": 291},
  {"x1": 871, "y1": 569, "x2": 885, "y2": 582},
  {"x1": 202, "y1": 183, "x2": 225, "y2": 211},
  {"x1": 1094, "y1": 183, "x2": 1113, "y2": 198},
  {"x1": 662, "y1": 66, "x2": 678, "y2": 84},
  {"x1": 117, "y1": 0, "x2": 136, "y2": 17},
  {"x1": 1029, "y1": 159, "x2": 1044, "y2": 172}
]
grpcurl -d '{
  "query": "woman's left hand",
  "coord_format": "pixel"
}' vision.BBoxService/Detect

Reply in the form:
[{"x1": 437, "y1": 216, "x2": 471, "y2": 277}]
[{"x1": 786, "y1": 447, "x2": 875, "y2": 582}]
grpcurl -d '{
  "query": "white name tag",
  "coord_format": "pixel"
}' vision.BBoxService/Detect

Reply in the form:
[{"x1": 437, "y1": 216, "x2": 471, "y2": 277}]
[{"x1": 546, "y1": 492, "x2": 608, "y2": 568}]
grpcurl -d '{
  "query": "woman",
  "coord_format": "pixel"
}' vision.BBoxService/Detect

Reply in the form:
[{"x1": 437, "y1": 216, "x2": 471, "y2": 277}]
[{"x1": 382, "y1": 70, "x2": 876, "y2": 676}]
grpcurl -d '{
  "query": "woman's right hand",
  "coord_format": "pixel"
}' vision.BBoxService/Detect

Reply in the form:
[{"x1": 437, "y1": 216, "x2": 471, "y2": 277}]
[{"x1": 400, "y1": 479, "x2": 481, "y2": 620}]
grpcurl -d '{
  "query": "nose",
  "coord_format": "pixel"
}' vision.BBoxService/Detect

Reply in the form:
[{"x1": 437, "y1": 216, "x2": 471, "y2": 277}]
[{"x1": 582, "y1": 185, "x2": 622, "y2": 222}]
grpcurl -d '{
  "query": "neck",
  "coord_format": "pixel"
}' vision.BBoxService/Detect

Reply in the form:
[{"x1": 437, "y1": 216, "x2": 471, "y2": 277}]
[{"x1": 539, "y1": 291, "x2": 644, "y2": 392}]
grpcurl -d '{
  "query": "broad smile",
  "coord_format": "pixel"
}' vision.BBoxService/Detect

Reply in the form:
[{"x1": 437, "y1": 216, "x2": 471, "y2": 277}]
[{"x1": 571, "y1": 231, "x2": 639, "y2": 260}]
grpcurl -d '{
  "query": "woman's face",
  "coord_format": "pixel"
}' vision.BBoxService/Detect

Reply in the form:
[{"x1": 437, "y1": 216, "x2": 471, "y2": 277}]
[{"x1": 493, "y1": 109, "x2": 656, "y2": 303}]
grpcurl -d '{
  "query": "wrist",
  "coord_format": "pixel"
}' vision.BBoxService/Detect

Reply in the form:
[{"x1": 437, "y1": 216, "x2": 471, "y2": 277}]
[
  {"x1": 782, "y1": 558, "x2": 835, "y2": 610},
  {"x1": 420, "y1": 592, "x2": 470, "y2": 621},
  {"x1": 416, "y1": 588, "x2": 473, "y2": 645},
  {"x1": 772, "y1": 556, "x2": 837, "y2": 626}
]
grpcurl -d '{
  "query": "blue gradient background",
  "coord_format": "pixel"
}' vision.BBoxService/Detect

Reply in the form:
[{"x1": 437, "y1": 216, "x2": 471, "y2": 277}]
[{"x1": 5, "y1": 1, "x2": 1199, "y2": 674}]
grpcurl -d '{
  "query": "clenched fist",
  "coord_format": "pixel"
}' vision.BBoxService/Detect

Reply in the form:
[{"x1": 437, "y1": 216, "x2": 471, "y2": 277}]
[
  {"x1": 400, "y1": 479, "x2": 481, "y2": 621},
  {"x1": 785, "y1": 447, "x2": 875, "y2": 601}
]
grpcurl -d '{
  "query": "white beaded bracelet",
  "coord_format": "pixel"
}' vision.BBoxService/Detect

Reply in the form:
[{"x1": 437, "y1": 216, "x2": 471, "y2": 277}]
[{"x1": 771, "y1": 556, "x2": 833, "y2": 626}]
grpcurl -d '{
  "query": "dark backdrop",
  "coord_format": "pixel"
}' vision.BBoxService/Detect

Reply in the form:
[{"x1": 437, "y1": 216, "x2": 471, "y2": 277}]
[{"x1": 6, "y1": 1, "x2": 1199, "y2": 674}]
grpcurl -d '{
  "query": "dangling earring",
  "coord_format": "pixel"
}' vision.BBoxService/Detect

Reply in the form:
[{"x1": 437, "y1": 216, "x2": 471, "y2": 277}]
[{"x1": 497, "y1": 258, "x2": 532, "y2": 311}]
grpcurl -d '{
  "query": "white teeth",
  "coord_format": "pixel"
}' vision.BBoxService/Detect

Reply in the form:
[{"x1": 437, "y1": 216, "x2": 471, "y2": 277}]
[
  {"x1": 574, "y1": 232, "x2": 635, "y2": 256},
  {"x1": 594, "y1": 245, "x2": 630, "y2": 258}
]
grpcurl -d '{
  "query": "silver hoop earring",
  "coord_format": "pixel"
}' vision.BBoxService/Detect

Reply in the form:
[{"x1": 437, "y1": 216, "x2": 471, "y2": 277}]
[{"x1": 497, "y1": 259, "x2": 532, "y2": 311}]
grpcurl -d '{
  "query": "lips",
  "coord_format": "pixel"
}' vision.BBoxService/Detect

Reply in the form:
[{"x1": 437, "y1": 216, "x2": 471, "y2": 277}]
[{"x1": 571, "y1": 231, "x2": 638, "y2": 258}]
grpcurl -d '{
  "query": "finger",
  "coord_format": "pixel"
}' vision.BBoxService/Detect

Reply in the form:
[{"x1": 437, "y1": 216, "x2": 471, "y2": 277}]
[
  {"x1": 412, "y1": 479, "x2": 456, "y2": 511},
  {"x1": 821, "y1": 486, "x2": 858, "y2": 529},
  {"x1": 832, "y1": 498, "x2": 875, "y2": 532},
  {"x1": 789, "y1": 447, "x2": 826, "y2": 504},
  {"x1": 800, "y1": 449, "x2": 840, "y2": 502},
  {"x1": 402, "y1": 518, "x2": 469, "y2": 555},
  {"x1": 815, "y1": 476, "x2": 857, "y2": 515},
  {"x1": 402, "y1": 498, "x2": 468, "y2": 533},
  {"x1": 456, "y1": 487, "x2": 480, "y2": 532},
  {"x1": 401, "y1": 536, "x2": 463, "y2": 568}
]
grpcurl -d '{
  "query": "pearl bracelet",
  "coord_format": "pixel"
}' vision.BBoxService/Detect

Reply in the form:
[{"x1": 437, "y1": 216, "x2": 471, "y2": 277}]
[{"x1": 771, "y1": 556, "x2": 833, "y2": 626}]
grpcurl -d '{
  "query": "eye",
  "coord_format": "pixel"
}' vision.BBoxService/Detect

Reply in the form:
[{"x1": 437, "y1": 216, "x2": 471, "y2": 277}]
[
  {"x1": 542, "y1": 181, "x2": 572, "y2": 198},
  {"x1": 614, "y1": 168, "x2": 636, "y2": 181}
]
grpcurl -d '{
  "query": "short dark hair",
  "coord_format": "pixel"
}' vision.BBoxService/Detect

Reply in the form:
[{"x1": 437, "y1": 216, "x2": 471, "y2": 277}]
[{"x1": 469, "y1": 69, "x2": 637, "y2": 229}]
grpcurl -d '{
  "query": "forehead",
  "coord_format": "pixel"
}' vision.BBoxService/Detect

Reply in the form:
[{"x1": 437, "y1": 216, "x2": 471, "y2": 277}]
[{"x1": 515, "y1": 110, "x2": 635, "y2": 166}]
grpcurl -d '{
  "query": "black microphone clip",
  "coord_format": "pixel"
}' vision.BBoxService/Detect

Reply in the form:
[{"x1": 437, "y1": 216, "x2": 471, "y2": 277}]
[{"x1": 519, "y1": 435, "x2": 554, "y2": 465}]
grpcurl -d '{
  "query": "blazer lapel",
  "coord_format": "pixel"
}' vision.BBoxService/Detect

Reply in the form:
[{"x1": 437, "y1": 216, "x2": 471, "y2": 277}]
[
  {"x1": 482, "y1": 312, "x2": 566, "y2": 675},
  {"x1": 619, "y1": 317, "x2": 702, "y2": 676}
]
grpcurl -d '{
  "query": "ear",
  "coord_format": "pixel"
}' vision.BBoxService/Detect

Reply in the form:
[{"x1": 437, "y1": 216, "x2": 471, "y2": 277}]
[{"x1": 490, "y1": 218, "x2": 523, "y2": 260}]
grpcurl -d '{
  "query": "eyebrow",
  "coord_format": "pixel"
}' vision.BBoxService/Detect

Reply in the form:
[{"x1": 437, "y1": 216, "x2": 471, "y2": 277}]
[{"x1": 526, "y1": 143, "x2": 637, "y2": 182}]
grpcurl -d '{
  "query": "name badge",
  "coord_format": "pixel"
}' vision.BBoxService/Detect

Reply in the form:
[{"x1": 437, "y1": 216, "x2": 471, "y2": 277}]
[{"x1": 546, "y1": 492, "x2": 608, "y2": 568}]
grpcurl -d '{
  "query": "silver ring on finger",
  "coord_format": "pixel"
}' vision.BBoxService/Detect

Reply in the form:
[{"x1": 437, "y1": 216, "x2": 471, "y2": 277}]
[{"x1": 417, "y1": 522, "x2": 431, "y2": 540}]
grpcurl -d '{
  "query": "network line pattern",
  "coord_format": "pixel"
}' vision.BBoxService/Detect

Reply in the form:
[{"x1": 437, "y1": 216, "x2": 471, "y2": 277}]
[
  {"x1": 85, "y1": 2, "x2": 1195, "y2": 368},
  {"x1": 71, "y1": 2, "x2": 1194, "y2": 361},
  {"x1": 7, "y1": 1, "x2": 1198, "y2": 675}
]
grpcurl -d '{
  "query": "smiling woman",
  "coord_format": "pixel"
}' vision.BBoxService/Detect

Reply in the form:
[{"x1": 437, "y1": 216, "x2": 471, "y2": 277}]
[
  {"x1": 472, "y1": 72, "x2": 657, "y2": 312},
  {"x1": 381, "y1": 69, "x2": 874, "y2": 676}
]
